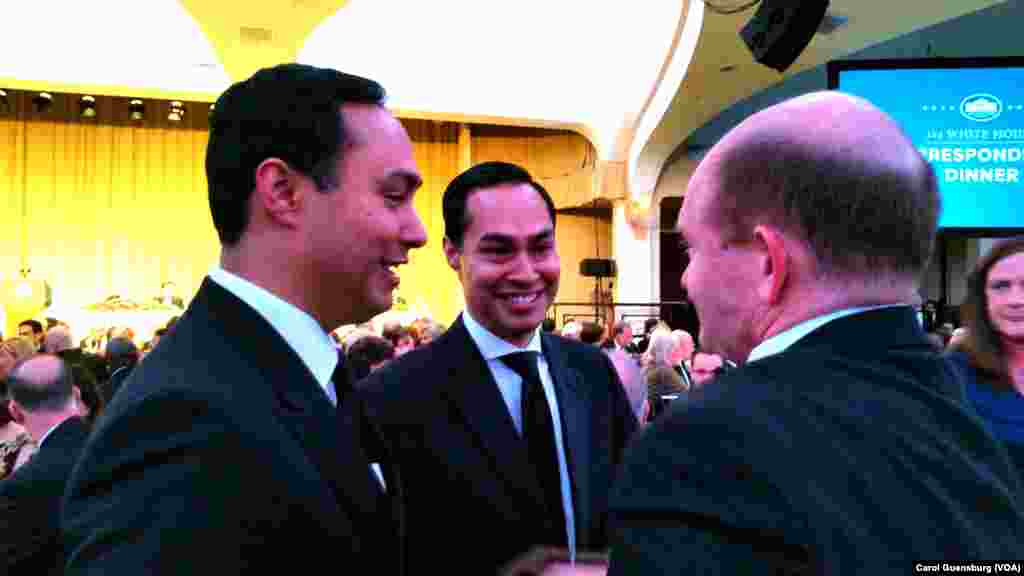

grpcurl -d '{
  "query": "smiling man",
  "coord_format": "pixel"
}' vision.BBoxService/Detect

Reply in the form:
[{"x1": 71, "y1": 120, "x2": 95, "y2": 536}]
[
  {"x1": 359, "y1": 161, "x2": 637, "y2": 574},
  {"x1": 62, "y1": 64, "x2": 426, "y2": 574}
]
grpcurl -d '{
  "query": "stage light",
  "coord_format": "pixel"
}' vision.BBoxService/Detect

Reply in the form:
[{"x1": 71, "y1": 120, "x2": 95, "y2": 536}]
[
  {"x1": 168, "y1": 101, "x2": 185, "y2": 122},
  {"x1": 129, "y1": 99, "x2": 145, "y2": 121},
  {"x1": 32, "y1": 92, "x2": 53, "y2": 113},
  {"x1": 79, "y1": 95, "x2": 97, "y2": 119}
]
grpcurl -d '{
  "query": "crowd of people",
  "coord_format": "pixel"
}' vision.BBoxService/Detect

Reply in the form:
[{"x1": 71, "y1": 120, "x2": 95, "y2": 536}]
[{"x1": 1, "y1": 63, "x2": 1023, "y2": 575}]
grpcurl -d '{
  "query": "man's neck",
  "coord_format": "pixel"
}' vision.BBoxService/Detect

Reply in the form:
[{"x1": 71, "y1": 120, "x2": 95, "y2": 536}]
[
  {"x1": 220, "y1": 249, "x2": 336, "y2": 331},
  {"x1": 756, "y1": 279, "x2": 917, "y2": 347}
]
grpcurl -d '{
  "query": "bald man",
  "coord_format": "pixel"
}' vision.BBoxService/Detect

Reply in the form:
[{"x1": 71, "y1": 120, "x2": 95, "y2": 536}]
[
  {"x1": 607, "y1": 92, "x2": 1024, "y2": 574},
  {"x1": 1, "y1": 355, "x2": 90, "y2": 574}
]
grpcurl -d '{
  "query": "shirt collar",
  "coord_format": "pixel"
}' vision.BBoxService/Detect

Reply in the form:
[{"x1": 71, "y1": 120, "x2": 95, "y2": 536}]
[
  {"x1": 208, "y1": 266, "x2": 338, "y2": 389},
  {"x1": 746, "y1": 304, "x2": 906, "y2": 364},
  {"x1": 462, "y1": 309, "x2": 542, "y2": 360}
]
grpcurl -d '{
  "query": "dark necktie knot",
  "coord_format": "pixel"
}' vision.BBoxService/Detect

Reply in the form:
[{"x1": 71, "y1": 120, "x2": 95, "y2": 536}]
[{"x1": 500, "y1": 351, "x2": 541, "y2": 384}]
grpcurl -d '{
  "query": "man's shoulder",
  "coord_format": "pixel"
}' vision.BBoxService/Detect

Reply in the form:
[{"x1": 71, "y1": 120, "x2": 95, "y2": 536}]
[{"x1": 0, "y1": 423, "x2": 87, "y2": 496}]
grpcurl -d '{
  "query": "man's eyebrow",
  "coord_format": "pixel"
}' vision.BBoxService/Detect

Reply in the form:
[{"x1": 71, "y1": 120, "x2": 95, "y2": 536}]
[{"x1": 478, "y1": 228, "x2": 555, "y2": 244}]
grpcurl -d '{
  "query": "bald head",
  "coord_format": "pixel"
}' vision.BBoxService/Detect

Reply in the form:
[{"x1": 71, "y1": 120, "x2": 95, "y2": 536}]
[
  {"x1": 693, "y1": 91, "x2": 939, "y2": 280},
  {"x1": 44, "y1": 325, "x2": 73, "y2": 354},
  {"x1": 8, "y1": 354, "x2": 74, "y2": 413}
]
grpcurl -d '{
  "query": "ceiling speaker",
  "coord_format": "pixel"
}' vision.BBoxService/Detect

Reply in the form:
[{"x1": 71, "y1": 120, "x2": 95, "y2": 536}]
[{"x1": 740, "y1": 0, "x2": 830, "y2": 72}]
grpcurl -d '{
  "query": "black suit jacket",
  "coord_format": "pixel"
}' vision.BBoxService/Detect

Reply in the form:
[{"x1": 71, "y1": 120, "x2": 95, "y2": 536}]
[
  {"x1": 359, "y1": 316, "x2": 638, "y2": 574},
  {"x1": 1, "y1": 417, "x2": 90, "y2": 575},
  {"x1": 62, "y1": 279, "x2": 398, "y2": 574},
  {"x1": 608, "y1": 307, "x2": 1024, "y2": 574}
]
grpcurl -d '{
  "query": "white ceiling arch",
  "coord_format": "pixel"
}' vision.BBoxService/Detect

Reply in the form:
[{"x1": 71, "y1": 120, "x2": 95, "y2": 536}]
[{"x1": 299, "y1": 0, "x2": 688, "y2": 160}]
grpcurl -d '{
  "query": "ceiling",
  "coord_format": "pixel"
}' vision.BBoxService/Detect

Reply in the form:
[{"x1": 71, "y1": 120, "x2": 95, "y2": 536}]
[
  {"x1": 0, "y1": 0, "x2": 1008, "y2": 201},
  {"x1": 632, "y1": 0, "x2": 1010, "y2": 198}
]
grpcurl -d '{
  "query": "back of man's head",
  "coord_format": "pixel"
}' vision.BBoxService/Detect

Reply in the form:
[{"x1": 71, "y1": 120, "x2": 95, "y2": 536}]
[
  {"x1": 7, "y1": 354, "x2": 75, "y2": 415},
  {"x1": 44, "y1": 325, "x2": 74, "y2": 354},
  {"x1": 710, "y1": 92, "x2": 939, "y2": 283}
]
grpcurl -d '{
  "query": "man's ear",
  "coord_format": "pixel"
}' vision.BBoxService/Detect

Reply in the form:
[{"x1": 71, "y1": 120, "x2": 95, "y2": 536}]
[
  {"x1": 443, "y1": 237, "x2": 462, "y2": 273},
  {"x1": 253, "y1": 158, "x2": 304, "y2": 230},
  {"x1": 752, "y1": 225, "x2": 789, "y2": 306}
]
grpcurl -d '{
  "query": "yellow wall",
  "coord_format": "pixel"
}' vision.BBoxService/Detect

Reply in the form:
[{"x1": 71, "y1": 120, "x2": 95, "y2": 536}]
[{"x1": 554, "y1": 214, "x2": 613, "y2": 325}]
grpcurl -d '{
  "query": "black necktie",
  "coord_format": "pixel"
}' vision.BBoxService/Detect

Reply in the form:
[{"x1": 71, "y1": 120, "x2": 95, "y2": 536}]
[{"x1": 501, "y1": 351, "x2": 567, "y2": 546}]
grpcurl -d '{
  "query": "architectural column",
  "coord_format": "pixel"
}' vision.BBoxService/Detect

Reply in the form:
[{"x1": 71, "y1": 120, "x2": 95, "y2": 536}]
[{"x1": 611, "y1": 200, "x2": 659, "y2": 326}]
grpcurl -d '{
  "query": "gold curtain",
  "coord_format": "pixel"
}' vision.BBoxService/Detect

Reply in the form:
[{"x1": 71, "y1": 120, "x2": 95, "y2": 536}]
[{"x1": 0, "y1": 103, "x2": 216, "y2": 337}]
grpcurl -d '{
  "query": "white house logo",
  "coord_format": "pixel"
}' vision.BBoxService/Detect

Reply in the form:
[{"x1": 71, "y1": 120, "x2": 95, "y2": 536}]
[{"x1": 960, "y1": 94, "x2": 1003, "y2": 122}]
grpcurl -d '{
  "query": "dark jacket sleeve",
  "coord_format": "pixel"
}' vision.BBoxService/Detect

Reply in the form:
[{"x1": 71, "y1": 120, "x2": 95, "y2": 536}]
[
  {"x1": 607, "y1": 391, "x2": 809, "y2": 575},
  {"x1": 62, "y1": 392, "x2": 273, "y2": 575}
]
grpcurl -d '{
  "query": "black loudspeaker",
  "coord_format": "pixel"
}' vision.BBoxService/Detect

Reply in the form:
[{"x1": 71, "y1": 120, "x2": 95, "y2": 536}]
[
  {"x1": 580, "y1": 258, "x2": 617, "y2": 278},
  {"x1": 740, "y1": 0, "x2": 829, "y2": 72}
]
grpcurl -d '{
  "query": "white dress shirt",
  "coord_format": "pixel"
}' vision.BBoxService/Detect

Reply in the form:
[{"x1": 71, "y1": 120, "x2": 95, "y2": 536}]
[
  {"x1": 208, "y1": 266, "x2": 338, "y2": 405},
  {"x1": 208, "y1": 267, "x2": 388, "y2": 489},
  {"x1": 746, "y1": 304, "x2": 909, "y2": 364},
  {"x1": 462, "y1": 310, "x2": 577, "y2": 556}
]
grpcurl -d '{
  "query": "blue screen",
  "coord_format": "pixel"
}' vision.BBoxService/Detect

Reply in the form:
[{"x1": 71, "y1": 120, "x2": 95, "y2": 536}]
[{"x1": 837, "y1": 66, "x2": 1024, "y2": 229}]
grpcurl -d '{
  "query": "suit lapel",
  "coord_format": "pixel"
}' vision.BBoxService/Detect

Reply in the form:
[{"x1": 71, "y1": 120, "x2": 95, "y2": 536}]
[
  {"x1": 542, "y1": 333, "x2": 590, "y2": 541},
  {"x1": 440, "y1": 318, "x2": 543, "y2": 504},
  {"x1": 197, "y1": 280, "x2": 383, "y2": 520}
]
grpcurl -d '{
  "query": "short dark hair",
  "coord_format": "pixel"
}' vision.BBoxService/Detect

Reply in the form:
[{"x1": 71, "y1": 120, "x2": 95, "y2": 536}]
[
  {"x1": 106, "y1": 338, "x2": 139, "y2": 373},
  {"x1": 442, "y1": 161, "x2": 556, "y2": 248},
  {"x1": 579, "y1": 321, "x2": 605, "y2": 345},
  {"x1": 961, "y1": 236, "x2": 1024, "y2": 388},
  {"x1": 7, "y1": 355, "x2": 74, "y2": 412},
  {"x1": 346, "y1": 335, "x2": 395, "y2": 381},
  {"x1": 18, "y1": 319, "x2": 43, "y2": 335},
  {"x1": 712, "y1": 137, "x2": 939, "y2": 278},
  {"x1": 206, "y1": 63, "x2": 387, "y2": 246},
  {"x1": 70, "y1": 362, "x2": 104, "y2": 425}
]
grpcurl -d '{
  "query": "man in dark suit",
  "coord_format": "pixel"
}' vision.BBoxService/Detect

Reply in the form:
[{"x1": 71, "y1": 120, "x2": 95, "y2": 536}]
[
  {"x1": 1, "y1": 354, "x2": 90, "y2": 575},
  {"x1": 360, "y1": 162, "x2": 637, "y2": 574},
  {"x1": 61, "y1": 64, "x2": 428, "y2": 574},
  {"x1": 608, "y1": 92, "x2": 1024, "y2": 574}
]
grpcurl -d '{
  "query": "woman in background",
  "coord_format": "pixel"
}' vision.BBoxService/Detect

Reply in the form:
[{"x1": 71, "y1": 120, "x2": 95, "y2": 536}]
[
  {"x1": 948, "y1": 236, "x2": 1024, "y2": 473},
  {"x1": 0, "y1": 337, "x2": 37, "y2": 478}
]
